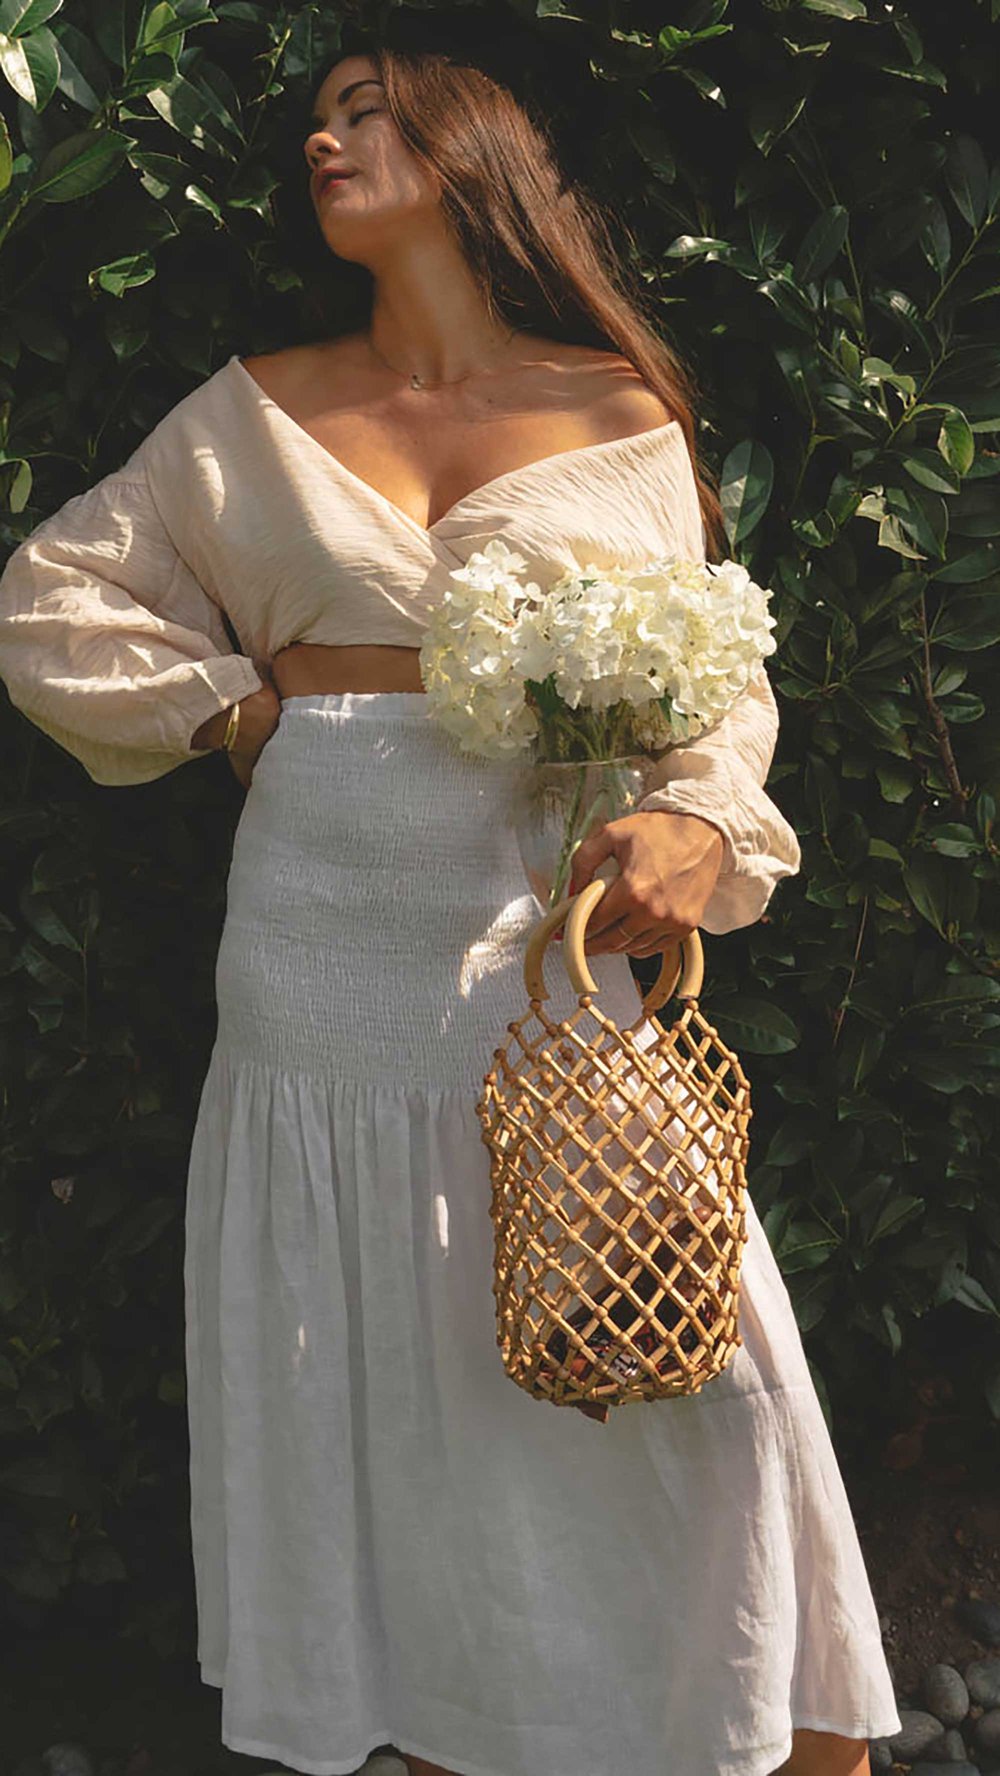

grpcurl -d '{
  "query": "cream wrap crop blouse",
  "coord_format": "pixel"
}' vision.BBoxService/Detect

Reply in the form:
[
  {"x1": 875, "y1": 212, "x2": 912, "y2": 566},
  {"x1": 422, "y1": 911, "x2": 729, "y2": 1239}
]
[{"x1": 0, "y1": 352, "x2": 801, "y2": 934}]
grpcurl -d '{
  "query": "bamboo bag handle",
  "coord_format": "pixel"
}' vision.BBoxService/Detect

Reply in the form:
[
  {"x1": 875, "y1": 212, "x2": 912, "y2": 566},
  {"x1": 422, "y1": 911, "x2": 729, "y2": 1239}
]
[{"x1": 523, "y1": 879, "x2": 705, "y2": 1019}]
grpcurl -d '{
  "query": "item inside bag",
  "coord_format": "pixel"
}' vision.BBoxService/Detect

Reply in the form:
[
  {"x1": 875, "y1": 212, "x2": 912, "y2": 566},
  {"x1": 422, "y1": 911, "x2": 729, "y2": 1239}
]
[{"x1": 535, "y1": 1200, "x2": 718, "y2": 1422}]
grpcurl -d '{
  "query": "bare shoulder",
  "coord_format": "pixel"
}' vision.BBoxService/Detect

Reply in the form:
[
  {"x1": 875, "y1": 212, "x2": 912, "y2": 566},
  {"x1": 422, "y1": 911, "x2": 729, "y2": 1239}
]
[
  {"x1": 578, "y1": 348, "x2": 678, "y2": 432},
  {"x1": 594, "y1": 379, "x2": 678, "y2": 440},
  {"x1": 525, "y1": 336, "x2": 678, "y2": 435},
  {"x1": 239, "y1": 334, "x2": 366, "y2": 403}
]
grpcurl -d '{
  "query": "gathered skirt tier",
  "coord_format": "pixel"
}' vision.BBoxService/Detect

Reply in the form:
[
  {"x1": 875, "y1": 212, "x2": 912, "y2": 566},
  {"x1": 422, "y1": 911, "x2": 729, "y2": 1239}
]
[{"x1": 183, "y1": 690, "x2": 901, "y2": 1776}]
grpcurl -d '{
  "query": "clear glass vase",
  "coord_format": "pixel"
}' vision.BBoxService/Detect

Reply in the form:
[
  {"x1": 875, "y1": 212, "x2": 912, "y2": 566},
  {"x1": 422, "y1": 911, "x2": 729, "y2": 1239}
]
[{"x1": 513, "y1": 754, "x2": 655, "y2": 911}]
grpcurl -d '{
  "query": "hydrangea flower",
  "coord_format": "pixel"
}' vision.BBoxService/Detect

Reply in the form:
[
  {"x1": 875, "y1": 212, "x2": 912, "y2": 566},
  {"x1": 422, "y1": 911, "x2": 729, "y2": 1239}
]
[{"x1": 418, "y1": 544, "x2": 777, "y2": 763}]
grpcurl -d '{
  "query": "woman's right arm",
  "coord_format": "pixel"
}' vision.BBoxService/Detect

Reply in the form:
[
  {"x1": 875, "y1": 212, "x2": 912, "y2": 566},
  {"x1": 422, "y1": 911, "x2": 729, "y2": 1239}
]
[
  {"x1": 0, "y1": 451, "x2": 272, "y2": 786},
  {"x1": 191, "y1": 691, "x2": 281, "y2": 790}
]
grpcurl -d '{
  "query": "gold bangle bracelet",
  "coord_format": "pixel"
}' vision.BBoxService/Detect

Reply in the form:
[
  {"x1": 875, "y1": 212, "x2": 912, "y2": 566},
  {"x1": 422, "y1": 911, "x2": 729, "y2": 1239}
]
[{"x1": 221, "y1": 700, "x2": 241, "y2": 752}]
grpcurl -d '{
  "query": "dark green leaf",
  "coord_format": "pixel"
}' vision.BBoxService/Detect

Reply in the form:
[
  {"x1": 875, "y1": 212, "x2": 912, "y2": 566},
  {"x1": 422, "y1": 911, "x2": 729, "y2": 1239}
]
[
  {"x1": 145, "y1": 68, "x2": 244, "y2": 159},
  {"x1": 748, "y1": 89, "x2": 808, "y2": 156},
  {"x1": 953, "y1": 1274, "x2": 1000, "y2": 1316},
  {"x1": 903, "y1": 851, "x2": 979, "y2": 935},
  {"x1": 627, "y1": 111, "x2": 675, "y2": 182},
  {"x1": 720, "y1": 438, "x2": 774, "y2": 546},
  {"x1": 32, "y1": 128, "x2": 130, "y2": 200},
  {"x1": 920, "y1": 197, "x2": 951, "y2": 276},
  {"x1": 875, "y1": 763, "x2": 916, "y2": 803},
  {"x1": 88, "y1": 250, "x2": 156, "y2": 297},
  {"x1": 937, "y1": 586, "x2": 1000, "y2": 650},
  {"x1": 927, "y1": 825, "x2": 981, "y2": 860},
  {"x1": 665, "y1": 234, "x2": 730, "y2": 259},
  {"x1": 51, "y1": 18, "x2": 109, "y2": 111},
  {"x1": 934, "y1": 541, "x2": 1000, "y2": 583},
  {"x1": 884, "y1": 484, "x2": 948, "y2": 559},
  {"x1": 102, "y1": 1195, "x2": 177, "y2": 1259},
  {"x1": 794, "y1": 203, "x2": 849, "y2": 283},
  {"x1": 938, "y1": 410, "x2": 975, "y2": 476},
  {"x1": 901, "y1": 450, "x2": 960, "y2": 496},
  {"x1": 775, "y1": 1215, "x2": 839, "y2": 1273},
  {"x1": 869, "y1": 1194, "x2": 925, "y2": 1243},
  {"x1": 0, "y1": 21, "x2": 60, "y2": 107},
  {"x1": 946, "y1": 134, "x2": 989, "y2": 228},
  {"x1": 802, "y1": 0, "x2": 865, "y2": 16},
  {"x1": 711, "y1": 997, "x2": 801, "y2": 1054},
  {"x1": 937, "y1": 691, "x2": 985, "y2": 722}
]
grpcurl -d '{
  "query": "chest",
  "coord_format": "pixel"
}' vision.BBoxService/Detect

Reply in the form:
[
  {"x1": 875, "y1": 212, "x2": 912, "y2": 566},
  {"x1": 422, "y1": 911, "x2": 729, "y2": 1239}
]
[
  {"x1": 142, "y1": 362, "x2": 706, "y2": 656},
  {"x1": 257, "y1": 412, "x2": 647, "y2": 536}
]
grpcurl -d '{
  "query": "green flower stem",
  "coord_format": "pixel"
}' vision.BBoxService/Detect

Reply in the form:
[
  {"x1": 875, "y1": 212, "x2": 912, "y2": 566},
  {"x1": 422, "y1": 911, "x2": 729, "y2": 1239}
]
[
  {"x1": 537, "y1": 711, "x2": 630, "y2": 763},
  {"x1": 538, "y1": 712, "x2": 605, "y2": 761},
  {"x1": 547, "y1": 759, "x2": 644, "y2": 905},
  {"x1": 549, "y1": 766, "x2": 588, "y2": 904},
  {"x1": 529, "y1": 690, "x2": 653, "y2": 903}
]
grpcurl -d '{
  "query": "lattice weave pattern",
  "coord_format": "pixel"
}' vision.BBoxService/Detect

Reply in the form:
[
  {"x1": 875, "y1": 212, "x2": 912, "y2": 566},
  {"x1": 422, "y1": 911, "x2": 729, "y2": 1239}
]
[{"x1": 476, "y1": 894, "x2": 752, "y2": 1422}]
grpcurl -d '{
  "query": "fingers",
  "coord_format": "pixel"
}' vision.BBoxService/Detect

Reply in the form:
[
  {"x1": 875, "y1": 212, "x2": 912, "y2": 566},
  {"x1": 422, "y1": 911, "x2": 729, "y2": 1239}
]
[
  {"x1": 573, "y1": 876, "x2": 634, "y2": 942},
  {"x1": 585, "y1": 926, "x2": 662, "y2": 958},
  {"x1": 580, "y1": 904, "x2": 681, "y2": 957},
  {"x1": 227, "y1": 753, "x2": 254, "y2": 792},
  {"x1": 583, "y1": 912, "x2": 691, "y2": 957},
  {"x1": 574, "y1": 882, "x2": 671, "y2": 955},
  {"x1": 621, "y1": 935, "x2": 674, "y2": 959}
]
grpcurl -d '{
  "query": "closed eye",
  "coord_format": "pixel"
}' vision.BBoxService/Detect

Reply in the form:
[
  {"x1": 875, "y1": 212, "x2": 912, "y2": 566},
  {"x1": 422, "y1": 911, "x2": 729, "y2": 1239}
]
[{"x1": 306, "y1": 106, "x2": 382, "y2": 139}]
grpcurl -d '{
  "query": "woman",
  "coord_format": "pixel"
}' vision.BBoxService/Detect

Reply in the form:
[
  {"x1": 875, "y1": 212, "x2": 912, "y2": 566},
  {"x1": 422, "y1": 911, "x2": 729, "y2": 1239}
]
[{"x1": 0, "y1": 40, "x2": 899, "y2": 1776}]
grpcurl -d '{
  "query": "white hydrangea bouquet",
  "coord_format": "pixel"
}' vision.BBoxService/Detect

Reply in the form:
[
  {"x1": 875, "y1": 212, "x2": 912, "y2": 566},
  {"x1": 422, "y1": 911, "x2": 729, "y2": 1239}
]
[{"x1": 418, "y1": 540, "x2": 778, "y2": 909}]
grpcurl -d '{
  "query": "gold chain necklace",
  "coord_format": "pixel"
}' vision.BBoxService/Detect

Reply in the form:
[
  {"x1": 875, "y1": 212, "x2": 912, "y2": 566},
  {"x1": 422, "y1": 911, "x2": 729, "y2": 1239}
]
[{"x1": 366, "y1": 326, "x2": 519, "y2": 390}]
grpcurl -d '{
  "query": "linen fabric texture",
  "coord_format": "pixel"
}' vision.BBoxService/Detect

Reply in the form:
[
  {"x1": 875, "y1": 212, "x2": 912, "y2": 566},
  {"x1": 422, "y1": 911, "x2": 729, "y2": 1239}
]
[{"x1": 0, "y1": 353, "x2": 799, "y2": 933}]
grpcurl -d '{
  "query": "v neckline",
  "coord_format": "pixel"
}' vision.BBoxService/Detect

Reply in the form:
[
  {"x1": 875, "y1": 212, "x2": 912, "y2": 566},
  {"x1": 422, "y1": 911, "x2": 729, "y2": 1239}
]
[{"x1": 226, "y1": 353, "x2": 682, "y2": 543}]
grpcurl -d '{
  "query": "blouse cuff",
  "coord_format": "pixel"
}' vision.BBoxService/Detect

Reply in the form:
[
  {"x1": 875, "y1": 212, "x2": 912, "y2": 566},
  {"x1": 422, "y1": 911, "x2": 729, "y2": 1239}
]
[
  {"x1": 635, "y1": 756, "x2": 801, "y2": 935},
  {"x1": 12, "y1": 655, "x2": 265, "y2": 787}
]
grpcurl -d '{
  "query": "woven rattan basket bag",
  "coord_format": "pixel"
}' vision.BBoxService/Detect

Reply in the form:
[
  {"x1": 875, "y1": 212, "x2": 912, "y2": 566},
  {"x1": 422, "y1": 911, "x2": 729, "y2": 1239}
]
[{"x1": 476, "y1": 877, "x2": 752, "y2": 1424}]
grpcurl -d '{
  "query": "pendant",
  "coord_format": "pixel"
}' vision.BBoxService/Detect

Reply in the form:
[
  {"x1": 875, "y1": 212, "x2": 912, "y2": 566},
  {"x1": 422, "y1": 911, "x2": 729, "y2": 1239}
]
[{"x1": 410, "y1": 371, "x2": 423, "y2": 389}]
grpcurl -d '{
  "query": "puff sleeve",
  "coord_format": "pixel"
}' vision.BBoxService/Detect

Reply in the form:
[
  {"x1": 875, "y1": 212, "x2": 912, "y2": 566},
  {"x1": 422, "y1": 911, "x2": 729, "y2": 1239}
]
[
  {"x1": 635, "y1": 660, "x2": 801, "y2": 934},
  {"x1": 0, "y1": 451, "x2": 263, "y2": 786}
]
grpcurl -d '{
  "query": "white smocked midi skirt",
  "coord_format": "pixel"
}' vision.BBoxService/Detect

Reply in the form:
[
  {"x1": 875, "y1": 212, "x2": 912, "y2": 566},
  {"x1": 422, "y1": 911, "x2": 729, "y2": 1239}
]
[{"x1": 183, "y1": 690, "x2": 901, "y2": 1776}]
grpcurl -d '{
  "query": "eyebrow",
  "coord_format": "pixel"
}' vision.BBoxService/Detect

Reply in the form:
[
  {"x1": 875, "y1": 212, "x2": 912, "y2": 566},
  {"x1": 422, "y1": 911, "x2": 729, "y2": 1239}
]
[{"x1": 309, "y1": 78, "x2": 384, "y2": 126}]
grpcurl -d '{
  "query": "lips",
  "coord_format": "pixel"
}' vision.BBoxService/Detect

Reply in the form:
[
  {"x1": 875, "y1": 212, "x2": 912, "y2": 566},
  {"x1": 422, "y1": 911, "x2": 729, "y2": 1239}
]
[{"x1": 317, "y1": 171, "x2": 355, "y2": 197}]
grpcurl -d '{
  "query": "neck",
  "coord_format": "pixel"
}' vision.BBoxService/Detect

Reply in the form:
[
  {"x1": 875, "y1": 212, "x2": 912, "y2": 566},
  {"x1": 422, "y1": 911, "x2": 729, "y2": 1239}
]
[{"x1": 366, "y1": 230, "x2": 516, "y2": 383}]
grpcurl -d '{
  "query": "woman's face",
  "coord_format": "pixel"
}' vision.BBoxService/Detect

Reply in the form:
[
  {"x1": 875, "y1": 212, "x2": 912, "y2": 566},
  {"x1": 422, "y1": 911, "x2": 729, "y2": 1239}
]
[{"x1": 303, "y1": 54, "x2": 441, "y2": 261}]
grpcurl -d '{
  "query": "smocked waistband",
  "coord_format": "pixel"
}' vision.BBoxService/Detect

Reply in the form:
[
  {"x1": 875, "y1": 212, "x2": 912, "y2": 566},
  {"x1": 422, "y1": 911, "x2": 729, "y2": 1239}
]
[{"x1": 279, "y1": 691, "x2": 431, "y2": 721}]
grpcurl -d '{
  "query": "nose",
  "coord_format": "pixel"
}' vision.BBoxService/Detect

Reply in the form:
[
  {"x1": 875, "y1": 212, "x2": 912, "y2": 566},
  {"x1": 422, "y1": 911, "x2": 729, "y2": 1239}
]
[{"x1": 305, "y1": 127, "x2": 344, "y2": 169}]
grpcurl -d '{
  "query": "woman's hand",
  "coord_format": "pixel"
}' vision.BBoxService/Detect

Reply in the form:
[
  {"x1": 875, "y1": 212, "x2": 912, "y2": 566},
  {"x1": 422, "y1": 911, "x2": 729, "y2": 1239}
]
[
  {"x1": 566, "y1": 811, "x2": 726, "y2": 956},
  {"x1": 190, "y1": 676, "x2": 282, "y2": 789},
  {"x1": 224, "y1": 683, "x2": 282, "y2": 790}
]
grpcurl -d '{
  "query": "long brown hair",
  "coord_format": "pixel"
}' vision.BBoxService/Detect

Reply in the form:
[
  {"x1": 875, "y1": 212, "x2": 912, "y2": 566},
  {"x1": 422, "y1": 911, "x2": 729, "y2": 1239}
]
[{"x1": 310, "y1": 44, "x2": 724, "y2": 559}]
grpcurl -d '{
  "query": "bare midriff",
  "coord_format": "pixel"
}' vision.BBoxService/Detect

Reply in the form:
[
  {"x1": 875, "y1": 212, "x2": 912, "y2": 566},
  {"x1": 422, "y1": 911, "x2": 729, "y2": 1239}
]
[{"x1": 270, "y1": 641, "x2": 426, "y2": 699}]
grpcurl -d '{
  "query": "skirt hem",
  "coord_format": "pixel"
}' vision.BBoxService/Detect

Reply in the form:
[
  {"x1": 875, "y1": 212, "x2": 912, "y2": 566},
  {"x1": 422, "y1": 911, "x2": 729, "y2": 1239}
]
[{"x1": 199, "y1": 1667, "x2": 900, "y2": 1776}]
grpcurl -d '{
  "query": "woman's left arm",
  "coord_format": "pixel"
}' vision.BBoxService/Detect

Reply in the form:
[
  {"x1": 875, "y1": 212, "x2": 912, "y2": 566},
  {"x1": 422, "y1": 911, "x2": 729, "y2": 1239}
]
[
  {"x1": 634, "y1": 662, "x2": 801, "y2": 931},
  {"x1": 567, "y1": 663, "x2": 801, "y2": 950}
]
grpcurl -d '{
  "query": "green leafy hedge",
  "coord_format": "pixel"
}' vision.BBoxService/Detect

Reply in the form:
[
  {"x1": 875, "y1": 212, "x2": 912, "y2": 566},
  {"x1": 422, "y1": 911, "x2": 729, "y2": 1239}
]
[{"x1": 1, "y1": 0, "x2": 998, "y2": 1650}]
